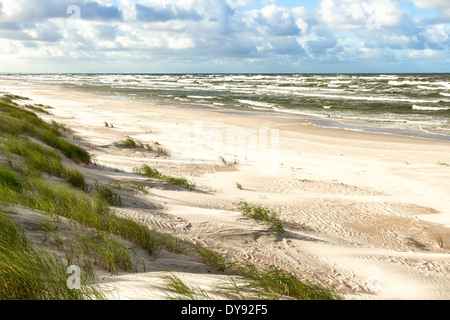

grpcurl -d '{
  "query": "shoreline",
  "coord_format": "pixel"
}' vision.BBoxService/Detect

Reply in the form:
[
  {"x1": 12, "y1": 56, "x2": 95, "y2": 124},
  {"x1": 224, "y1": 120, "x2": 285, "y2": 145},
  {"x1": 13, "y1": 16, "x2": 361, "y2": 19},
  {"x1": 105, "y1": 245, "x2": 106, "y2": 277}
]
[
  {"x1": 1, "y1": 79, "x2": 450, "y2": 300},
  {"x1": 2, "y1": 78, "x2": 450, "y2": 144}
]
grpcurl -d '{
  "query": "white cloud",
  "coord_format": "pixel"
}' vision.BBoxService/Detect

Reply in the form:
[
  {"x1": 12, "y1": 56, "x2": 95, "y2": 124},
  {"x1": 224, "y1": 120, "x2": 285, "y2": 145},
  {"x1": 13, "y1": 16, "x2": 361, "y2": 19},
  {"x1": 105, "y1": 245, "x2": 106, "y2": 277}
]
[
  {"x1": 0, "y1": 0, "x2": 448, "y2": 72},
  {"x1": 319, "y1": 0, "x2": 408, "y2": 30},
  {"x1": 411, "y1": 0, "x2": 450, "y2": 21},
  {"x1": 411, "y1": 0, "x2": 449, "y2": 10},
  {"x1": 167, "y1": 37, "x2": 196, "y2": 49},
  {"x1": 424, "y1": 24, "x2": 449, "y2": 43}
]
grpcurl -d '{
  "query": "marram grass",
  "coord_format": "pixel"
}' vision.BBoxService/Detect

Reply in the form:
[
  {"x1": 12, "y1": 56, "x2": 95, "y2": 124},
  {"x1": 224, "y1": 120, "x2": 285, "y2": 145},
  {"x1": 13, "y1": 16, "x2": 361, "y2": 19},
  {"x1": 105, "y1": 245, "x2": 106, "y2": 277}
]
[
  {"x1": 0, "y1": 212, "x2": 104, "y2": 300},
  {"x1": 134, "y1": 164, "x2": 196, "y2": 191}
]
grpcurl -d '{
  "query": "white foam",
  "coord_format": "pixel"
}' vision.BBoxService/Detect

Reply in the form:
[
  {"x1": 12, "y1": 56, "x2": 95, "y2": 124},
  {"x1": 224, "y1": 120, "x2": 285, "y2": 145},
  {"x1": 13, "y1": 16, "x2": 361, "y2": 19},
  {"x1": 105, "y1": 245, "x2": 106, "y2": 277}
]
[
  {"x1": 238, "y1": 100, "x2": 275, "y2": 109},
  {"x1": 188, "y1": 96, "x2": 215, "y2": 99},
  {"x1": 412, "y1": 105, "x2": 450, "y2": 111}
]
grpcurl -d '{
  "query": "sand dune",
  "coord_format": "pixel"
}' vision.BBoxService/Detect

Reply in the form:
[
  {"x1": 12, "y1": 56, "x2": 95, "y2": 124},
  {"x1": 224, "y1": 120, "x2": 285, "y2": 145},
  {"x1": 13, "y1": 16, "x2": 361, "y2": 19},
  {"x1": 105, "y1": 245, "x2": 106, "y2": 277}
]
[{"x1": 1, "y1": 80, "x2": 449, "y2": 300}]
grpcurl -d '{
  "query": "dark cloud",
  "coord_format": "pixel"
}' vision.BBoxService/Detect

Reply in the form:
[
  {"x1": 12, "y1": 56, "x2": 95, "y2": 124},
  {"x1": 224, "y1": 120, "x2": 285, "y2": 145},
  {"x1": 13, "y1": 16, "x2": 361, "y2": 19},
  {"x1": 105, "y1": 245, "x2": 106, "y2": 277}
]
[
  {"x1": 0, "y1": 23, "x2": 62, "y2": 42},
  {"x1": 307, "y1": 35, "x2": 338, "y2": 57},
  {"x1": 267, "y1": 37, "x2": 306, "y2": 55},
  {"x1": 0, "y1": 21, "x2": 24, "y2": 30},
  {"x1": 81, "y1": 2, "x2": 123, "y2": 21}
]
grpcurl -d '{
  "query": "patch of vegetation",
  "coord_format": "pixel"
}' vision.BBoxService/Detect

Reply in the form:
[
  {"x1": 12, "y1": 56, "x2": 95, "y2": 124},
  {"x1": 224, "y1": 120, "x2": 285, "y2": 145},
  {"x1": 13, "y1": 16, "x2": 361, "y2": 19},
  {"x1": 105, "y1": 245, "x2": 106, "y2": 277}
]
[
  {"x1": 0, "y1": 97, "x2": 168, "y2": 298},
  {"x1": 0, "y1": 165, "x2": 22, "y2": 191},
  {"x1": 435, "y1": 235, "x2": 444, "y2": 248},
  {"x1": 145, "y1": 141, "x2": 169, "y2": 155},
  {"x1": 134, "y1": 165, "x2": 196, "y2": 191},
  {"x1": 194, "y1": 247, "x2": 235, "y2": 272},
  {"x1": 163, "y1": 273, "x2": 211, "y2": 300},
  {"x1": 3, "y1": 94, "x2": 29, "y2": 101},
  {"x1": 237, "y1": 201, "x2": 285, "y2": 233},
  {"x1": 64, "y1": 166, "x2": 87, "y2": 191},
  {"x1": 0, "y1": 102, "x2": 90, "y2": 164},
  {"x1": 119, "y1": 136, "x2": 143, "y2": 149},
  {"x1": 51, "y1": 120, "x2": 73, "y2": 134},
  {"x1": 92, "y1": 181, "x2": 123, "y2": 207},
  {"x1": 236, "y1": 264, "x2": 341, "y2": 300},
  {"x1": 23, "y1": 104, "x2": 50, "y2": 115},
  {"x1": 166, "y1": 245, "x2": 341, "y2": 300},
  {"x1": 0, "y1": 212, "x2": 104, "y2": 300}
]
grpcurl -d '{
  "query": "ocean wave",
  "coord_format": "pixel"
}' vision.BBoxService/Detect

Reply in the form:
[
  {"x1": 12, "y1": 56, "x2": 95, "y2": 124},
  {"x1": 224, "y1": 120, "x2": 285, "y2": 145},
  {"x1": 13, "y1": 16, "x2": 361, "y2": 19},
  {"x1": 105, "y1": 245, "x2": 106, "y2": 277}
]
[
  {"x1": 389, "y1": 80, "x2": 431, "y2": 86},
  {"x1": 238, "y1": 100, "x2": 275, "y2": 109},
  {"x1": 417, "y1": 85, "x2": 450, "y2": 90},
  {"x1": 187, "y1": 95, "x2": 215, "y2": 99},
  {"x1": 412, "y1": 105, "x2": 450, "y2": 111},
  {"x1": 292, "y1": 92, "x2": 440, "y2": 104}
]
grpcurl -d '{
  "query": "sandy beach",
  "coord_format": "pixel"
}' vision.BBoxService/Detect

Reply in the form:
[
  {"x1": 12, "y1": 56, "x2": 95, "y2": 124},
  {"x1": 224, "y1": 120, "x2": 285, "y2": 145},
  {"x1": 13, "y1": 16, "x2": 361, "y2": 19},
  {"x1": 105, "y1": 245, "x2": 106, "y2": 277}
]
[{"x1": 1, "y1": 79, "x2": 450, "y2": 300}]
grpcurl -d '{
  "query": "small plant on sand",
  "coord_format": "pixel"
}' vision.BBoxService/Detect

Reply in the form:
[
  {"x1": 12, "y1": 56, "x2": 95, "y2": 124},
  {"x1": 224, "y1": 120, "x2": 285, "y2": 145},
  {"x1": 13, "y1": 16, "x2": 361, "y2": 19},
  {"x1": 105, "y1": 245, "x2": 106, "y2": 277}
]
[
  {"x1": 237, "y1": 201, "x2": 284, "y2": 233},
  {"x1": 162, "y1": 235, "x2": 186, "y2": 254},
  {"x1": 219, "y1": 156, "x2": 228, "y2": 166},
  {"x1": 435, "y1": 235, "x2": 444, "y2": 248},
  {"x1": 236, "y1": 182, "x2": 243, "y2": 190},
  {"x1": 92, "y1": 181, "x2": 123, "y2": 207},
  {"x1": 134, "y1": 165, "x2": 196, "y2": 191},
  {"x1": 237, "y1": 264, "x2": 341, "y2": 300},
  {"x1": 194, "y1": 246, "x2": 234, "y2": 272},
  {"x1": 64, "y1": 166, "x2": 87, "y2": 190},
  {"x1": 438, "y1": 162, "x2": 449, "y2": 167},
  {"x1": 119, "y1": 136, "x2": 143, "y2": 148},
  {"x1": 23, "y1": 104, "x2": 50, "y2": 115},
  {"x1": 163, "y1": 273, "x2": 212, "y2": 300},
  {"x1": 144, "y1": 141, "x2": 169, "y2": 155},
  {"x1": 51, "y1": 120, "x2": 73, "y2": 134}
]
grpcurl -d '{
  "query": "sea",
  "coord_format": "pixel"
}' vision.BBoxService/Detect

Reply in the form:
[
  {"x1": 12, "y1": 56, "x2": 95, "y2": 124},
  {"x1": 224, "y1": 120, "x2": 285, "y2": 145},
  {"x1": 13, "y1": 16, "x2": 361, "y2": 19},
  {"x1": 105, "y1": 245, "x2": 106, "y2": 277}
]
[{"x1": 1, "y1": 73, "x2": 450, "y2": 141}]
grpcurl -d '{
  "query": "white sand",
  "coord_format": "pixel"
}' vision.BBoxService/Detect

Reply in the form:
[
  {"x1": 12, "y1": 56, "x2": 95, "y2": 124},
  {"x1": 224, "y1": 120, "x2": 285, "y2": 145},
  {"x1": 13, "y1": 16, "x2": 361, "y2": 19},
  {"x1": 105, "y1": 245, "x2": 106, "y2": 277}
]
[{"x1": 2, "y1": 80, "x2": 450, "y2": 300}]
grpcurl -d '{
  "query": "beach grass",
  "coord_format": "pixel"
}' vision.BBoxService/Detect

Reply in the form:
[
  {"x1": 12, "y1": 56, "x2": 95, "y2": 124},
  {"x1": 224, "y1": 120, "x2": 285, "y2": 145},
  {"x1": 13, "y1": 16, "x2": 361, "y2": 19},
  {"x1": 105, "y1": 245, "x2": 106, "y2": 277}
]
[
  {"x1": 92, "y1": 181, "x2": 123, "y2": 207},
  {"x1": 0, "y1": 98, "x2": 168, "y2": 298},
  {"x1": 23, "y1": 104, "x2": 51, "y2": 115},
  {"x1": 237, "y1": 264, "x2": 341, "y2": 300},
  {"x1": 0, "y1": 212, "x2": 104, "y2": 300},
  {"x1": 0, "y1": 101, "x2": 90, "y2": 164},
  {"x1": 134, "y1": 165, "x2": 196, "y2": 191},
  {"x1": 0, "y1": 165, "x2": 22, "y2": 191},
  {"x1": 163, "y1": 273, "x2": 211, "y2": 300},
  {"x1": 119, "y1": 136, "x2": 143, "y2": 148},
  {"x1": 194, "y1": 247, "x2": 235, "y2": 272},
  {"x1": 166, "y1": 244, "x2": 340, "y2": 300},
  {"x1": 237, "y1": 201, "x2": 284, "y2": 233}
]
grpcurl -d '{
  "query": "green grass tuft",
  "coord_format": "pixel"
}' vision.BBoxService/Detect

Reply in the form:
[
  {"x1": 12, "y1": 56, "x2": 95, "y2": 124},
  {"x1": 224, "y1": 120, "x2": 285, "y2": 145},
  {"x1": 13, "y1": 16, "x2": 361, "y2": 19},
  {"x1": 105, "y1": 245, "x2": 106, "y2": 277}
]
[
  {"x1": 0, "y1": 165, "x2": 22, "y2": 191},
  {"x1": 119, "y1": 136, "x2": 143, "y2": 148},
  {"x1": 93, "y1": 182, "x2": 123, "y2": 207},
  {"x1": 0, "y1": 212, "x2": 104, "y2": 300},
  {"x1": 163, "y1": 273, "x2": 211, "y2": 300},
  {"x1": 64, "y1": 166, "x2": 87, "y2": 190},
  {"x1": 237, "y1": 201, "x2": 284, "y2": 233},
  {"x1": 134, "y1": 165, "x2": 196, "y2": 191}
]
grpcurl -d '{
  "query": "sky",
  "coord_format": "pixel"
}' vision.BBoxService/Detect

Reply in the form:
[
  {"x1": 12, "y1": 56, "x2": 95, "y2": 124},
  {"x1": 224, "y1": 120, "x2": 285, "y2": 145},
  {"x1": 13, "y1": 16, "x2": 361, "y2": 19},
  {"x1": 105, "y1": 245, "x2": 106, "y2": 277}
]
[{"x1": 0, "y1": 0, "x2": 449, "y2": 73}]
